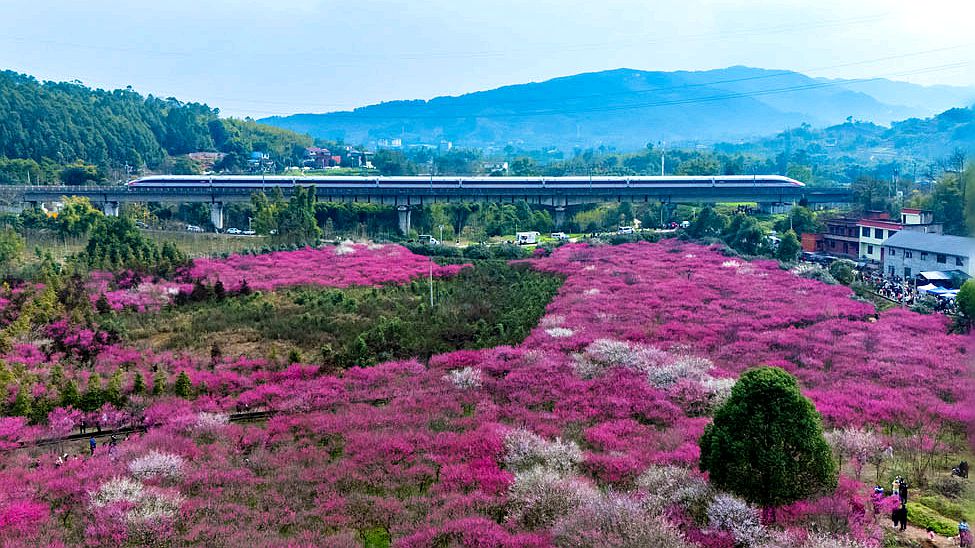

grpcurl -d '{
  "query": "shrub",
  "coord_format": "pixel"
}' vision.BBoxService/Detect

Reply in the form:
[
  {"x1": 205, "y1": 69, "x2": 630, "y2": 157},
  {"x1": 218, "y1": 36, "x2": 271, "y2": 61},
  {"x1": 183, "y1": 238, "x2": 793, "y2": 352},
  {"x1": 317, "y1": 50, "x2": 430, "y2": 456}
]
[
  {"x1": 503, "y1": 428, "x2": 583, "y2": 474},
  {"x1": 443, "y1": 366, "x2": 483, "y2": 390},
  {"x1": 905, "y1": 501, "x2": 958, "y2": 536},
  {"x1": 916, "y1": 495, "x2": 967, "y2": 521},
  {"x1": 706, "y1": 493, "x2": 766, "y2": 547},
  {"x1": 791, "y1": 263, "x2": 838, "y2": 285},
  {"x1": 506, "y1": 468, "x2": 598, "y2": 528},
  {"x1": 634, "y1": 465, "x2": 711, "y2": 517},
  {"x1": 930, "y1": 475, "x2": 967, "y2": 500},
  {"x1": 128, "y1": 451, "x2": 185, "y2": 481},
  {"x1": 828, "y1": 260, "x2": 856, "y2": 285},
  {"x1": 551, "y1": 492, "x2": 691, "y2": 548}
]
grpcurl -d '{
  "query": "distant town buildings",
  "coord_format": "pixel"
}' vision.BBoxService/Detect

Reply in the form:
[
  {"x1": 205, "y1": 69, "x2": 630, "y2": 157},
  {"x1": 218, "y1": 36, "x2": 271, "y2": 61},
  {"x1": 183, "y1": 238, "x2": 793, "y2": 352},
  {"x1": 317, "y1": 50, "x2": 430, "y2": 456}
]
[
  {"x1": 882, "y1": 231, "x2": 975, "y2": 279},
  {"x1": 803, "y1": 208, "x2": 943, "y2": 263}
]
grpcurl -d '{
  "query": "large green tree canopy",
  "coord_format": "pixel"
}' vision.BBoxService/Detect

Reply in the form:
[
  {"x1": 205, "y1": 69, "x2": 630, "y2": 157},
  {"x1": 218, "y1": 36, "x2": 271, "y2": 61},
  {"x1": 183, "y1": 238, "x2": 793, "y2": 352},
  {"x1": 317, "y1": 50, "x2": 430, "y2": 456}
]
[{"x1": 699, "y1": 366, "x2": 837, "y2": 508}]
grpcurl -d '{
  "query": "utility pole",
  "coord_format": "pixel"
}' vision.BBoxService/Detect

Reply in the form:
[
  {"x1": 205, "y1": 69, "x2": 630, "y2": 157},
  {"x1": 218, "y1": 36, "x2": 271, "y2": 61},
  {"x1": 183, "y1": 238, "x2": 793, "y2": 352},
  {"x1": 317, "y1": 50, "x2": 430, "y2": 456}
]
[
  {"x1": 429, "y1": 260, "x2": 434, "y2": 307},
  {"x1": 660, "y1": 141, "x2": 666, "y2": 176}
]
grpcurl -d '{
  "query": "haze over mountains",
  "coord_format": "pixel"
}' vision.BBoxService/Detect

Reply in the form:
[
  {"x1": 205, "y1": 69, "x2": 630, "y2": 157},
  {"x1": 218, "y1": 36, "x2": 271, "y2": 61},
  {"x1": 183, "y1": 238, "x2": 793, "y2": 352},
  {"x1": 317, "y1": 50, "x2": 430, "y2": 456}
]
[{"x1": 261, "y1": 66, "x2": 975, "y2": 151}]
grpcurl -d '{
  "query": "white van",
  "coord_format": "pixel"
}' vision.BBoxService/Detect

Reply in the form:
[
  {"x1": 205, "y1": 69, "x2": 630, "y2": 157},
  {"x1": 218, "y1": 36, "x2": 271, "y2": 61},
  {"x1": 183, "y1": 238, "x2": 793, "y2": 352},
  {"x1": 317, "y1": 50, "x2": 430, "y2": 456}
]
[
  {"x1": 550, "y1": 232, "x2": 568, "y2": 241},
  {"x1": 516, "y1": 231, "x2": 540, "y2": 245},
  {"x1": 617, "y1": 226, "x2": 635, "y2": 234}
]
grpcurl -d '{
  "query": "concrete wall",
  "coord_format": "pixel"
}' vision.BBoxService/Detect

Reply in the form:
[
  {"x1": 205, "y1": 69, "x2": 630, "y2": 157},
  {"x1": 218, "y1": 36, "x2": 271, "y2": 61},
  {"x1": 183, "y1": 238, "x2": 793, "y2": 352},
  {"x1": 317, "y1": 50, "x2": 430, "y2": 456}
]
[{"x1": 882, "y1": 246, "x2": 974, "y2": 278}]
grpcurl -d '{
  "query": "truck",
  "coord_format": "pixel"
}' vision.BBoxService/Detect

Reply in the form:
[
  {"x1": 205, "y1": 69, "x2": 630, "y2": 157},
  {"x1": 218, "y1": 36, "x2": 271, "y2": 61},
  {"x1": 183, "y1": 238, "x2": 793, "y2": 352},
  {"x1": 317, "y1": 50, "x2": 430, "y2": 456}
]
[
  {"x1": 516, "y1": 231, "x2": 540, "y2": 245},
  {"x1": 418, "y1": 234, "x2": 440, "y2": 245}
]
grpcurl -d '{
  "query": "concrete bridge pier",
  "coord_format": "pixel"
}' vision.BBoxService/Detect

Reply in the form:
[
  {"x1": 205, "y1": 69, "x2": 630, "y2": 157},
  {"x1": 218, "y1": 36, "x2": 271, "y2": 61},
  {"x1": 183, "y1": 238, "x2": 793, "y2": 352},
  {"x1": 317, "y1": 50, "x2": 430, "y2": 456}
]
[
  {"x1": 210, "y1": 202, "x2": 225, "y2": 231},
  {"x1": 758, "y1": 202, "x2": 793, "y2": 215},
  {"x1": 554, "y1": 206, "x2": 567, "y2": 229},
  {"x1": 102, "y1": 201, "x2": 120, "y2": 217},
  {"x1": 397, "y1": 206, "x2": 412, "y2": 235}
]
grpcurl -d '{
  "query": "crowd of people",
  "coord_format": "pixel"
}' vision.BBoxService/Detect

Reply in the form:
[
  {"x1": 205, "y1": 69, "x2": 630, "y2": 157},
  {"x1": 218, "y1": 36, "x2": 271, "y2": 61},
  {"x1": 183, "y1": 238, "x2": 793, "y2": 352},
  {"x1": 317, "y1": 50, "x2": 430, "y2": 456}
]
[{"x1": 858, "y1": 271, "x2": 960, "y2": 315}]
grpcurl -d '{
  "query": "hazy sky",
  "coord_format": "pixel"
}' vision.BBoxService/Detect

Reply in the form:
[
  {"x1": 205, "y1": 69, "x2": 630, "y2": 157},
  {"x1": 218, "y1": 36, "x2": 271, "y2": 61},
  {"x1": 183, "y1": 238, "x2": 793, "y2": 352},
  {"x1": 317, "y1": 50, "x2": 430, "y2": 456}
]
[{"x1": 1, "y1": 0, "x2": 972, "y2": 118}]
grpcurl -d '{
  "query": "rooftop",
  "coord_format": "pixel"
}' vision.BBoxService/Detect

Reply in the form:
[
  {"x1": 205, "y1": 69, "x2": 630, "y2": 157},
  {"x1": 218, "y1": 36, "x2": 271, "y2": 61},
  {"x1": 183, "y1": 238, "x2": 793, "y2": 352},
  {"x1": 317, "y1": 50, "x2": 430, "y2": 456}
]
[
  {"x1": 883, "y1": 231, "x2": 975, "y2": 256},
  {"x1": 857, "y1": 219, "x2": 904, "y2": 230}
]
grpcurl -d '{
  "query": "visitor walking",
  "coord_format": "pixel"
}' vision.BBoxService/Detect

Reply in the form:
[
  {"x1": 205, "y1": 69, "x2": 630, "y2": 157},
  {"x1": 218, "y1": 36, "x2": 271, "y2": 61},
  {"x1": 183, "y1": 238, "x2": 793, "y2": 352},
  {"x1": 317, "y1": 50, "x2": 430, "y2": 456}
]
[
  {"x1": 959, "y1": 520, "x2": 972, "y2": 547},
  {"x1": 88, "y1": 436, "x2": 96, "y2": 456}
]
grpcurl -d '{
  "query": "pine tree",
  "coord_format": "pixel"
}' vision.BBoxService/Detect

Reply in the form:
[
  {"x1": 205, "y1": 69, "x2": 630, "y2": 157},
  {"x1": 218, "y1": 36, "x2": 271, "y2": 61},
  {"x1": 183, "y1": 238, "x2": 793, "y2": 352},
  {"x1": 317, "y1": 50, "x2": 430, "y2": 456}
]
[
  {"x1": 131, "y1": 372, "x2": 146, "y2": 395},
  {"x1": 173, "y1": 371, "x2": 193, "y2": 398},
  {"x1": 9, "y1": 385, "x2": 32, "y2": 417},
  {"x1": 699, "y1": 367, "x2": 837, "y2": 508},
  {"x1": 105, "y1": 369, "x2": 124, "y2": 406},
  {"x1": 60, "y1": 379, "x2": 80, "y2": 408},
  {"x1": 151, "y1": 370, "x2": 168, "y2": 396},
  {"x1": 80, "y1": 376, "x2": 105, "y2": 412}
]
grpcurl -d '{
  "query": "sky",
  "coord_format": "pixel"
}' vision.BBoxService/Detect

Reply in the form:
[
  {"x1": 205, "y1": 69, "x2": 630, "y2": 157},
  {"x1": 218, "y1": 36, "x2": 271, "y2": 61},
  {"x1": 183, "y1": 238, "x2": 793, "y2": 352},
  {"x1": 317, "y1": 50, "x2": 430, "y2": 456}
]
[{"x1": 0, "y1": 0, "x2": 973, "y2": 118}]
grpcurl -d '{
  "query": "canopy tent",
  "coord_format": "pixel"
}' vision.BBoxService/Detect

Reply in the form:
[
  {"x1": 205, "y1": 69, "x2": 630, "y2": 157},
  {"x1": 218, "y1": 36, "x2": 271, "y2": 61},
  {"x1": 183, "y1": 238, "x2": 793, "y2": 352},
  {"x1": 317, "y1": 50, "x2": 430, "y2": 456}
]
[
  {"x1": 918, "y1": 271, "x2": 950, "y2": 281},
  {"x1": 917, "y1": 283, "x2": 940, "y2": 293}
]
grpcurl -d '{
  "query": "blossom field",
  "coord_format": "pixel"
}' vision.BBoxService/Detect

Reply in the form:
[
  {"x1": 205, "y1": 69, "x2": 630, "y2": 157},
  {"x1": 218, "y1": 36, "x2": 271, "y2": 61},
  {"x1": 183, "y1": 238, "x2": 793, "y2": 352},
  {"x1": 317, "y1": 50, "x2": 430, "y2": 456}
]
[
  {"x1": 89, "y1": 242, "x2": 466, "y2": 311},
  {"x1": 0, "y1": 240, "x2": 972, "y2": 546}
]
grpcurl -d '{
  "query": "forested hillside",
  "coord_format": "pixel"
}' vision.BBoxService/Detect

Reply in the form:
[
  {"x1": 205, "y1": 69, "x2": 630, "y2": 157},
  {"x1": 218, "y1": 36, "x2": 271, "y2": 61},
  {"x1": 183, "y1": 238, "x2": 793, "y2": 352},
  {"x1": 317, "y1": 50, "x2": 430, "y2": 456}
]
[
  {"x1": 261, "y1": 66, "x2": 974, "y2": 150},
  {"x1": 0, "y1": 71, "x2": 312, "y2": 183}
]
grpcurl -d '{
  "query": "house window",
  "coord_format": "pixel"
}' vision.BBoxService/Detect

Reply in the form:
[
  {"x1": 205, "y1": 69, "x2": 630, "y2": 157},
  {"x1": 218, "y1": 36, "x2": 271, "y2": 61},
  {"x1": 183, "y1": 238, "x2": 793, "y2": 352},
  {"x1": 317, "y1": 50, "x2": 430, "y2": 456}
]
[
  {"x1": 957, "y1": 257, "x2": 964, "y2": 267},
  {"x1": 904, "y1": 267, "x2": 911, "y2": 278},
  {"x1": 888, "y1": 230, "x2": 897, "y2": 238},
  {"x1": 936, "y1": 254, "x2": 946, "y2": 264},
  {"x1": 867, "y1": 245, "x2": 874, "y2": 255},
  {"x1": 874, "y1": 228, "x2": 883, "y2": 239},
  {"x1": 889, "y1": 249, "x2": 895, "y2": 256},
  {"x1": 905, "y1": 250, "x2": 913, "y2": 258},
  {"x1": 861, "y1": 227, "x2": 870, "y2": 237},
  {"x1": 920, "y1": 252, "x2": 927, "y2": 260},
  {"x1": 889, "y1": 266, "x2": 895, "y2": 276}
]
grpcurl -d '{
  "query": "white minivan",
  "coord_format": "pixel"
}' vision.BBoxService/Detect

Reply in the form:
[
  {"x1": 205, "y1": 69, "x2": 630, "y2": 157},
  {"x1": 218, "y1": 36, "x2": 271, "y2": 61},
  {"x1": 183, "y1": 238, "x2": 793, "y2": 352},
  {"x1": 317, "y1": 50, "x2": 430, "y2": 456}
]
[{"x1": 617, "y1": 226, "x2": 635, "y2": 234}]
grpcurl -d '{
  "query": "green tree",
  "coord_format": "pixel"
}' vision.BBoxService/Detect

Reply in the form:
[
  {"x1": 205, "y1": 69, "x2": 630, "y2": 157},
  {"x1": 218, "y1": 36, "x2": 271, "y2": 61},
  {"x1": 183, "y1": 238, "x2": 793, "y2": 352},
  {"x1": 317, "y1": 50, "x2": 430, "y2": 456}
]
[
  {"x1": 829, "y1": 260, "x2": 856, "y2": 285},
  {"x1": 774, "y1": 206, "x2": 819, "y2": 237},
  {"x1": 54, "y1": 196, "x2": 102, "y2": 238},
  {"x1": 9, "y1": 385, "x2": 32, "y2": 417},
  {"x1": 151, "y1": 370, "x2": 168, "y2": 396},
  {"x1": 60, "y1": 379, "x2": 80, "y2": 408},
  {"x1": 699, "y1": 367, "x2": 837, "y2": 508},
  {"x1": 722, "y1": 214, "x2": 768, "y2": 256},
  {"x1": 131, "y1": 372, "x2": 146, "y2": 395},
  {"x1": 0, "y1": 226, "x2": 25, "y2": 272},
  {"x1": 958, "y1": 279, "x2": 975, "y2": 321},
  {"x1": 173, "y1": 371, "x2": 193, "y2": 398},
  {"x1": 59, "y1": 161, "x2": 103, "y2": 185},
  {"x1": 776, "y1": 230, "x2": 801, "y2": 262},
  {"x1": 688, "y1": 206, "x2": 728, "y2": 238}
]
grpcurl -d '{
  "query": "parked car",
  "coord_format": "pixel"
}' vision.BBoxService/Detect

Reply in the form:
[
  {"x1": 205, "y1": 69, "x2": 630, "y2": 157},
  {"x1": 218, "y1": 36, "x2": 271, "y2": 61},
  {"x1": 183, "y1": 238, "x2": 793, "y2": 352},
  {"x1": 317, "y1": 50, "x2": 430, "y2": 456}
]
[
  {"x1": 679, "y1": 220, "x2": 691, "y2": 229},
  {"x1": 550, "y1": 232, "x2": 568, "y2": 241},
  {"x1": 226, "y1": 228, "x2": 242, "y2": 235},
  {"x1": 242, "y1": 230, "x2": 256, "y2": 236},
  {"x1": 617, "y1": 226, "x2": 635, "y2": 234},
  {"x1": 418, "y1": 234, "x2": 439, "y2": 245},
  {"x1": 135, "y1": 221, "x2": 149, "y2": 229},
  {"x1": 186, "y1": 225, "x2": 204, "y2": 233}
]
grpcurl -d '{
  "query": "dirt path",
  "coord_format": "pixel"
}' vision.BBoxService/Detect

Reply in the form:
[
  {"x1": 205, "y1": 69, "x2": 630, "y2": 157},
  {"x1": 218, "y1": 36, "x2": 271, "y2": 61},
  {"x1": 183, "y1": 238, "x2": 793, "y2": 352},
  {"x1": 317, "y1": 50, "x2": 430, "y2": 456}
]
[{"x1": 884, "y1": 523, "x2": 959, "y2": 547}]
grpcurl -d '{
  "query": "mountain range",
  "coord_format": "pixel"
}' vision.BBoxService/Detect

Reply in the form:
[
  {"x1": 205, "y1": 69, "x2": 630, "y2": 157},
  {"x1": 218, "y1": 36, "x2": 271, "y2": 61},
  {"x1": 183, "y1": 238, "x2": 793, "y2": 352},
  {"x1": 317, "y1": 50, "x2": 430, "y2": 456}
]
[{"x1": 260, "y1": 66, "x2": 975, "y2": 151}]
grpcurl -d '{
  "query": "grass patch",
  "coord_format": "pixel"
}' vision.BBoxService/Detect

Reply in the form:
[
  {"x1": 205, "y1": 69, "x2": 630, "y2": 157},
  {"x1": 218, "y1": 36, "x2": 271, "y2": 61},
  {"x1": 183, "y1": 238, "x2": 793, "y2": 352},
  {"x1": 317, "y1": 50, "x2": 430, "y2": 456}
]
[
  {"x1": 122, "y1": 260, "x2": 563, "y2": 367},
  {"x1": 906, "y1": 501, "x2": 959, "y2": 536}
]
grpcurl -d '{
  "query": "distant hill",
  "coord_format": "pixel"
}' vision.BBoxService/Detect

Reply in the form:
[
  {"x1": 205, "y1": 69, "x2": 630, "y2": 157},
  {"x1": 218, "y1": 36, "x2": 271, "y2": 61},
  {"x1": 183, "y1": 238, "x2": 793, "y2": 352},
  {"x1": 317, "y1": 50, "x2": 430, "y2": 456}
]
[
  {"x1": 0, "y1": 71, "x2": 312, "y2": 177},
  {"x1": 716, "y1": 105, "x2": 975, "y2": 164},
  {"x1": 260, "y1": 66, "x2": 975, "y2": 150}
]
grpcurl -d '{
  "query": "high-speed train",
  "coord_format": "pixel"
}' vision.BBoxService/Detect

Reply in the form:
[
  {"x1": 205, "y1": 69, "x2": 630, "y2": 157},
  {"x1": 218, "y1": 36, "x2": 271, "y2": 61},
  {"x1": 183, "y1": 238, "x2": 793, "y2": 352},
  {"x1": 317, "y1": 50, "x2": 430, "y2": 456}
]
[{"x1": 127, "y1": 174, "x2": 804, "y2": 189}]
